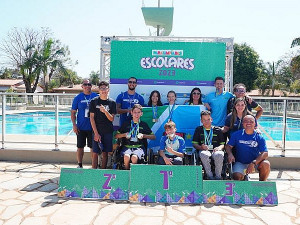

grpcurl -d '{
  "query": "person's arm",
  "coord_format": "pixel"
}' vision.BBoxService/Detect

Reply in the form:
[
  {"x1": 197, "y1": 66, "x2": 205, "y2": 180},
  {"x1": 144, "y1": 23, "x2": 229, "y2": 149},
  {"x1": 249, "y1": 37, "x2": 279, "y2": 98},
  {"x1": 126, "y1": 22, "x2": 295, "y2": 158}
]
[
  {"x1": 222, "y1": 126, "x2": 230, "y2": 133},
  {"x1": 141, "y1": 133, "x2": 156, "y2": 140},
  {"x1": 204, "y1": 103, "x2": 211, "y2": 111},
  {"x1": 71, "y1": 110, "x2": 79, "y2": 135},
  {"x1": 246, "y1": 152, "x2": 268, "y2": 174},
  {"x1": 214, "y1": 144, "x2": 224, "y2": 152},
  {"x1": 90, "y1": 112, "x2": 100, "y2": 142},
  {"x1": 115, "y1": 132, "x2": 127, "y2": 139},
  {"x1": 159, "y1": 150, "x2": 172, "y2": 165},
  {"x1": 116, "y1": 103, "x2": 130, "y2": 114},
  {"x1": 254, "y1": 105, "x2": 263, "y2": 119},
  {"x1": 225, "y1": 144, "x2": 235, "y2": 163},
  {"x1": 99, "y1": 105, "x2": 114, "y2": 121}
]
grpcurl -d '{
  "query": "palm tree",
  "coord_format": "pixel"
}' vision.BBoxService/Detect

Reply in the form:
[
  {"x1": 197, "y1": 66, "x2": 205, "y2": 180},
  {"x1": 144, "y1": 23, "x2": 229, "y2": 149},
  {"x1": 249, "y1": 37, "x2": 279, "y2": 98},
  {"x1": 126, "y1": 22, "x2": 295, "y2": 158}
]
[{"x1": 38, "y1": 39, "x2": 69, "y2": 93}]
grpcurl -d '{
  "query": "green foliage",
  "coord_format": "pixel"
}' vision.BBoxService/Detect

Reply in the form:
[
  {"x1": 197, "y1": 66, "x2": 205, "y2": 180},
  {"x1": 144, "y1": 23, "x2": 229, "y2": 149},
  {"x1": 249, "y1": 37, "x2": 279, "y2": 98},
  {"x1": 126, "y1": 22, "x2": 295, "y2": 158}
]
[
  {"x1": 291, "y1": 37, "x2": 300, "y2": 48},
  {"x1": 233, "y1": 43, "x2": 261, "y2": 91},
  {"x1": 0, "y1": 28, "x2": 72, "y2": 93},
  {"x1": 89, "y1": 70, "x2": 100, "y2": 85}
]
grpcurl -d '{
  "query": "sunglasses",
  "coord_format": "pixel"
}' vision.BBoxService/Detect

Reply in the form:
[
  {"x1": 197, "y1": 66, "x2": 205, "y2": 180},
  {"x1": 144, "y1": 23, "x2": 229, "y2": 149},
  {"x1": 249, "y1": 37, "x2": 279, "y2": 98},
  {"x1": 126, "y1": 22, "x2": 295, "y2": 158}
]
[
  {"x1": 192, "y1": 92, "x2": 201, "y2": 95},
  {"x1": 236, "y1": 89, "x2": 245, "y2": 93},
  {"x1": 99, "y1": 87, "x2": 108, "y2": 91},
  {"x1": 128, "y1": 81, "x2": 137, "y2": 84},
  {"x1": 83, "y1": 83, "x2": 92, "y2": 86}
]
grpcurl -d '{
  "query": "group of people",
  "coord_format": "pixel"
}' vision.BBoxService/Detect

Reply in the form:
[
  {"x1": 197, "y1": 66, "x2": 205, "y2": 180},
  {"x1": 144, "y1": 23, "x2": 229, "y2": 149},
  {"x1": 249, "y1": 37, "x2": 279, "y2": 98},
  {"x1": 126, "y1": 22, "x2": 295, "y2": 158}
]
[{"x1": 71, "y1": 76, "x2": 270, "y2": 181}]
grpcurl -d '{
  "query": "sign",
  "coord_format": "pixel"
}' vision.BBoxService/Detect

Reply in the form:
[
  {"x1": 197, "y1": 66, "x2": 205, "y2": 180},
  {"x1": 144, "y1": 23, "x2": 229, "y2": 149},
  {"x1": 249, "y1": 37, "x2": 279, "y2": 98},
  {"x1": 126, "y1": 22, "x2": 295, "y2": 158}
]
[
  {"x1": 110, "y1": 41, "x2": 226, "y2": 86},
  {"x1": 129, "y1": 164, "x2": 203, "y2": 203},
  {"x1": 58, "y1": 168, "x2": 129, "y2": 200},
  {"x1": 202, "y1": 180, "x2": 278, "y2": 205}
]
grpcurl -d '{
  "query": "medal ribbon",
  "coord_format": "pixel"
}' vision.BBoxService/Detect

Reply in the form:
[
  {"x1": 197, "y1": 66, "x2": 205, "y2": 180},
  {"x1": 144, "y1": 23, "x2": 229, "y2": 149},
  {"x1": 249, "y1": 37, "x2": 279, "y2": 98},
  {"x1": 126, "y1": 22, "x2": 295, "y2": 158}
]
[
  {"x1": 128, "y1": 120, "x2": 139, "y2": 138},
  {"x1": 203, "y1": 127, "x2": 213, "y2": 146}
]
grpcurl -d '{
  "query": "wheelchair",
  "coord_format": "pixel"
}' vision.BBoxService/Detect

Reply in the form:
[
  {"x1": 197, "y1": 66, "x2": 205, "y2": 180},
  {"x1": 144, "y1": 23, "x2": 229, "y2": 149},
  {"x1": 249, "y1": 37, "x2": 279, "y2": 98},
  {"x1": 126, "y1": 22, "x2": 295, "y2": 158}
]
[
  {"x1": 112, "y1": 138, "x2": 152, "y2": 170},
  {"x1": 187, "y1": 148, "x2": 232, "y2": 180}
]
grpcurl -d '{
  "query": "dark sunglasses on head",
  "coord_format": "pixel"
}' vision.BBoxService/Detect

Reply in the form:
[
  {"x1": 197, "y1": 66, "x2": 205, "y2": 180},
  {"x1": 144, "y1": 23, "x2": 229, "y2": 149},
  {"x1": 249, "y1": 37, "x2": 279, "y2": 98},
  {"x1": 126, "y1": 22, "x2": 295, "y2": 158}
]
[
  {"x1": 83, "y1": 83, "x2": 92, "y2": 86},
  {"x1": 128, "y1": 81, "x2": 137, "y2": 84},
  {"x1": 192, "y1": 92, "x2": 201, "y2": 95}
]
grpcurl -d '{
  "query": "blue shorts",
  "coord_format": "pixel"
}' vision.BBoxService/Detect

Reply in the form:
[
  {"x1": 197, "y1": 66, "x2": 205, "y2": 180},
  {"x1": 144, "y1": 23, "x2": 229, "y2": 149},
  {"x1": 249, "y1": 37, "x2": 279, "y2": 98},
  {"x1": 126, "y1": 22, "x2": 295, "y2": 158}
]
[
  {"x1": 121, "y1": 147, "x2": 145, "y2": 160},
  {"x1": 233, "y1": 161, "x2": 258, "y2": 175},
  {"x1": 92, "y1": 133, "x2": 113, "y2": 154}
]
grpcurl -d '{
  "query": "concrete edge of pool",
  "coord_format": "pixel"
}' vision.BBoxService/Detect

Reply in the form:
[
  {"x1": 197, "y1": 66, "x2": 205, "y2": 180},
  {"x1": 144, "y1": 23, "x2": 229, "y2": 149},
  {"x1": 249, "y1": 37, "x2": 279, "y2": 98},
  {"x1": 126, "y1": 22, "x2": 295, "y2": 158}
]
[{"x1": 0, "y1": 148, "x2": 299, "y2": 170}]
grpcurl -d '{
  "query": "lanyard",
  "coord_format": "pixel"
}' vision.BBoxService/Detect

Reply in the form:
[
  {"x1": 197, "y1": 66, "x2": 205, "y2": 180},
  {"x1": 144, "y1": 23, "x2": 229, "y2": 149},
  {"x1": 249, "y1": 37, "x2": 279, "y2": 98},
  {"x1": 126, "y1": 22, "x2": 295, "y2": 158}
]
[
  {"x1": 83, "y1": 94, "x2": 92, "y2": 108},
  {"x1": 152, "y1": 105, "x2": 158, "y2": 119},
  {"x1": 128, "y1": 120, "x2": 139, "y2": 137},
  {"x1": 203, "y1": 127, "x2": 213, "y2": 146},
  {"x1": 128, "y1": 93, "x2": 136, "y2": 108},
  {"x1": 168, "y1": 104, "x2": 175, "y2": 121}
]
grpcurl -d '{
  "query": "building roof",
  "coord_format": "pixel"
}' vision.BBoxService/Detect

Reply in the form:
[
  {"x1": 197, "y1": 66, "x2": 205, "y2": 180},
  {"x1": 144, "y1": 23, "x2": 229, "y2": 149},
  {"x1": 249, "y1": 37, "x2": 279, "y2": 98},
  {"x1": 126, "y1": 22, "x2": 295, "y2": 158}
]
[
  {"x1": 0, "y1": 79, "x2": 23, "y2": 86},
  {"x1": 247, "y1": 89, "x2": 300, "y2": 97}
]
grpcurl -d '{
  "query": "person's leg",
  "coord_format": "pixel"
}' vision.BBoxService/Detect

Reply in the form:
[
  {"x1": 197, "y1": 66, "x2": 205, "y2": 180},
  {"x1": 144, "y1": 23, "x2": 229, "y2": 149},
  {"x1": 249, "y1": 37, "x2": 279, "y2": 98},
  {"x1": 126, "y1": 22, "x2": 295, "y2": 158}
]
[
  {"x1": 232, "y1": 162, "x2": 247, "y2": 180},
  {"x1": 123, "y1": 154, "x2": 131, "y2": 170},
  {"x1": 199, "y1": 151, "x2": 213, "y2": 179},
  {"x1": 101, "y1": 133, "x2": 113, "y2": 169},
  {"x1": 158, "y1": 156, "x2": 166, "y2": 165},
  {"x1": 92, "y1": 137, "x2": 101, "y2": 169},
  {"x1": 92, "y1": 153, "x2": 98, "y2": 169},
  {"x1": 131, "y1": 155, "x2": 138, "y2": 164},
  {"x1": 76, "y1": 130, "x2": 86, "y2": 168},
  {"x1": 87, "y1": 131, "x2": 93, "y2": 161},
  {"x1": 212, "y1": 151, "x2": 224, "y2": 179},
  {"x1": 173, "y1": 157, "x2": 183, "y2": 165},
  {"x1": 257, "y1": 160, "x2": 271, "y2": 181}
]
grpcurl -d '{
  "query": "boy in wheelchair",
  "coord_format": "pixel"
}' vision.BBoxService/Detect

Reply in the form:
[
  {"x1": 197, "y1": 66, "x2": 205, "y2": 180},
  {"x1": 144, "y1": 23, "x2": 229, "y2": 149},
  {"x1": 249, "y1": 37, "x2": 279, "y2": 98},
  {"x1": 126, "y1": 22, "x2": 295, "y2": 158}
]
[
  {"x1": 192, "y1": 110, "x2": 225, "y2": 180},
  {"x1": 115, "y1": 104, "x2": 155, "y2": 169},
  {"x1": 158, "y1": 121, "x2": 185, "y2": 165}
]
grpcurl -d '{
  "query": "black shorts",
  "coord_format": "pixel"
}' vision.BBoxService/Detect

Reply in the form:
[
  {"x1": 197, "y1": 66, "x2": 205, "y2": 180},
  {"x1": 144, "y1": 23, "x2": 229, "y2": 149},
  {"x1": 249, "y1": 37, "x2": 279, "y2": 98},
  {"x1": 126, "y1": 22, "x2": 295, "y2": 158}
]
[
  {"x1": 92, "y1": 133, "x2": 113, "y2": 154},
  {"x1": 77, "y1": 130, "x2": 92, "y2": 148}
]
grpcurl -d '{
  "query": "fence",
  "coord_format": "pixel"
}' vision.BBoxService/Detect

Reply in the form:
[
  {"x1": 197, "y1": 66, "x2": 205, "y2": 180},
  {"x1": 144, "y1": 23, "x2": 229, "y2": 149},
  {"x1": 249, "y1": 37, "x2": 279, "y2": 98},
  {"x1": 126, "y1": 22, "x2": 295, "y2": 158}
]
[{"x1": 1, "y1": 93, "x2": 300, "y2": 156}]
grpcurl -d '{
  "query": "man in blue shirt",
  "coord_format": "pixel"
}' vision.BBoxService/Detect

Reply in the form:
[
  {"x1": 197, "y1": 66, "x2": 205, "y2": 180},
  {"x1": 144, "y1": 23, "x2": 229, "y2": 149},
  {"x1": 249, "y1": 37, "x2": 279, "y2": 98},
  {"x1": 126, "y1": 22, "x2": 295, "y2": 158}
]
[
  {"x1": 226, "y1": 115, "x2": 270, "y2": 181},
  {"x1": 71, "y1": 79, "x2": 98, "y2": 168},
  {"x1": 116, "y1": 77, "x2": 145, "y2": 126},
  {"x1": 203, "y1": 77, "x2": 233, "y2": 126}
]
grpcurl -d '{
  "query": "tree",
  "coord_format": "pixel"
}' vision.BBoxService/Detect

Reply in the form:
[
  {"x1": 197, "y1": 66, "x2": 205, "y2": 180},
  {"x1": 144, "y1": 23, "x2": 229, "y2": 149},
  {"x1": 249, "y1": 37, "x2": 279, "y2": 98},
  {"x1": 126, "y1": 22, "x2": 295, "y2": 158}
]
[
  {"x1": 233, "y1": 43, "x2": 261, "y2": 91},
  {"x1": 290, "y1": 37, "x2": 300, "y2": 78},
  {"x1": 38, "y1": 38, "x2": 70, "y2": 92},
  {"x1": 89, "y1": 70, "x2": 100, "y2": 85},
  {"x1": 255, "y1": 60, "x2": 292, "y2": 96},
  {"x1": 49, "y1": 68, "x2": 82, "y2": 90},
  {"x1": 0, "y1": 27, "x2": 71, "y2": 93}
]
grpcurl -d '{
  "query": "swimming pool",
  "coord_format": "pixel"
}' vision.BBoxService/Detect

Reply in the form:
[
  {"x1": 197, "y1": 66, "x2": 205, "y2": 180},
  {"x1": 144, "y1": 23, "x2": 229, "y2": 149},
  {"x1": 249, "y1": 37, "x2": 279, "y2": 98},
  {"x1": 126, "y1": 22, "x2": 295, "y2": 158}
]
[
  {"x1": 0, "y1": 111, "x2": 72, "y2": 135},
  {"x1": 0, "y1": 112, "x2": 300, "y2": 141}
]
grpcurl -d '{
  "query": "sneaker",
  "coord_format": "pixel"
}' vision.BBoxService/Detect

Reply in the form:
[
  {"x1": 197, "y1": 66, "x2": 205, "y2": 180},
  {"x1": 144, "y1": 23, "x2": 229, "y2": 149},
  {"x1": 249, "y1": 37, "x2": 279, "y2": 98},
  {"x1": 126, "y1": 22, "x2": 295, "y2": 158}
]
[
  {"x1": 77, "y1": 165, "x2": 83, "y2": 168},
  {"x1": 244, "y1": 174, "x2": 250, "y2": 181}
]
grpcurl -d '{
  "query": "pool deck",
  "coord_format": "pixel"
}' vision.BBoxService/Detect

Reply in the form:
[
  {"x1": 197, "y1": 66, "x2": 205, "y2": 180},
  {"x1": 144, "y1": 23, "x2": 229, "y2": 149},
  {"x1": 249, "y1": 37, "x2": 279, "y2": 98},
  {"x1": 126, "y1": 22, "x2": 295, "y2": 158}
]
[{"x1": 0, "y1": 161, "x2": 299, "y2": 224}]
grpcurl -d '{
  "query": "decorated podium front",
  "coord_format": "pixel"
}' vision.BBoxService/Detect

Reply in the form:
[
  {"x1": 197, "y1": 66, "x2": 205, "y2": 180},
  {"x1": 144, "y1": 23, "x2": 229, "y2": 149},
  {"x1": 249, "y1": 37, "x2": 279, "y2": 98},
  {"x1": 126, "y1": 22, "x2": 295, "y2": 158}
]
[{"x1": 58, "y1": 165, "x2": 278, "y2": 206}]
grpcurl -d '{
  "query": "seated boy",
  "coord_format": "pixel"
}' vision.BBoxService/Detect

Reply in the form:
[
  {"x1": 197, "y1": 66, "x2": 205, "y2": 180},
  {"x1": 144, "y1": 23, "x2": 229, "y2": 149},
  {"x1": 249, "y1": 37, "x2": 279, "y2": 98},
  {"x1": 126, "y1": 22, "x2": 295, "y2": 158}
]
[
  {"x1": 192, "y1": 110, "x2": 225, "y2": 180},
  {"x1": 158, "y1": 121, "x2": 185, "y2": 165},
  {"x1": 115, "y1": 104, "x2": 155, "y2": 170}
]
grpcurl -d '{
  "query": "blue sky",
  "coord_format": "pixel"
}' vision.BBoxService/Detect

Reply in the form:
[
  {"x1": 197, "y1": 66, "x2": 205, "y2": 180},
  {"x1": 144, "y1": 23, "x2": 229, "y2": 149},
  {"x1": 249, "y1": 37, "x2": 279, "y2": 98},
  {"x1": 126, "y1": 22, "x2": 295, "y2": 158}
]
[{"x1": 0, "y1": 0, "x2": 299, "y2": 78}]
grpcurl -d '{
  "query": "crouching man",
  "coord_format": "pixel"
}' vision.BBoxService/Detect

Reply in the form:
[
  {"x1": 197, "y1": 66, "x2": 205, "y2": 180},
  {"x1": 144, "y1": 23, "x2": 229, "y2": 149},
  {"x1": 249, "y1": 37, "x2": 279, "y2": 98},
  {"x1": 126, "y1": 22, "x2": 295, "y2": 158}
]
[{"x1": 225, "y1": 115, "x2": 270, "y2": 181}]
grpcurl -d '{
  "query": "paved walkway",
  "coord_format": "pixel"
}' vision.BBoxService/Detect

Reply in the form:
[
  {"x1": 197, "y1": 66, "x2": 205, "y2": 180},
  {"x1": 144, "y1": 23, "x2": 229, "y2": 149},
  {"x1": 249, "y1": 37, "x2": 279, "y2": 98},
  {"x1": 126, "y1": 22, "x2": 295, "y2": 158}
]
[{"x1": 0, "y1": 161, "x2": 299, "y2": 225}]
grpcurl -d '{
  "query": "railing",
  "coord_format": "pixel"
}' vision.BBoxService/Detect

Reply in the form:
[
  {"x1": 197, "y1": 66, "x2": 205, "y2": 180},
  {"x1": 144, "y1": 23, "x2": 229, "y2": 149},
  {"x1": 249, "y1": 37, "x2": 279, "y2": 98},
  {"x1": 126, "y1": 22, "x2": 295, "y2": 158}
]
[{"x1": 1, "y1": 93, "x2": 300, "y2": 156}]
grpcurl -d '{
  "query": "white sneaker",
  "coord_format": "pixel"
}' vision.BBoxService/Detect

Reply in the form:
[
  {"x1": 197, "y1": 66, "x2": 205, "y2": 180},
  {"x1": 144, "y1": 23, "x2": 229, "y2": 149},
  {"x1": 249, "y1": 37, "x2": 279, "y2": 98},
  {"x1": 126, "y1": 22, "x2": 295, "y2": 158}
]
[{"x1": 77, "y1": 165, "x2": 83, "y2": 168}]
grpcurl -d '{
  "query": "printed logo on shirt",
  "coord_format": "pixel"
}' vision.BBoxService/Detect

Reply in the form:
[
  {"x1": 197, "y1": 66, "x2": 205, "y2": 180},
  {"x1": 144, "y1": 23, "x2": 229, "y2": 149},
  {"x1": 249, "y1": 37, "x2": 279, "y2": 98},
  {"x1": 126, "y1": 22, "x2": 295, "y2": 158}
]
[
  {"x1": 96, "y1": 105, "x2": 110, "y2": 111},
  {"x1": 123, "y1": 99, "x2": 139, "y2": 103},
  {"x1": 239, "y1": 140, "x2": 258, "y2": 147}
]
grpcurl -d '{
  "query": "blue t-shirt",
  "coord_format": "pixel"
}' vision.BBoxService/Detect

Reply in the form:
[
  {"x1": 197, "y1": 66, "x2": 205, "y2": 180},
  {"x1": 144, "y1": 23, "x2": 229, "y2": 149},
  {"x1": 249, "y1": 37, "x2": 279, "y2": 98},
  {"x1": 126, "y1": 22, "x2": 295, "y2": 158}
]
[
  {"x1": 116, "y1": 91, "x2": 144, "y2": 125},
  {"x1": 159, "y1": 135, "x2": 185, "y2": 156},
  {"x1": 71, "y1": 92, "x2": 98, "y2": 130},
  {"x1": 227, "y1": 129, "x2": 267, "y2": 164},
  {"x1": 203, "y1": 91, "x2": 233, "y2": 126}
]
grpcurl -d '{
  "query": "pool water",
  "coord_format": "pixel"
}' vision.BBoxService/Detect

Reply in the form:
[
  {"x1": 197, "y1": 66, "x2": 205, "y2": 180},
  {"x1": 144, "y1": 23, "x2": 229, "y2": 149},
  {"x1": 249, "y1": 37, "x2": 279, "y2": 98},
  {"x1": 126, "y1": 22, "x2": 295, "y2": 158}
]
[
  {"x1": 0, "y1": 111, "x2": 72, "y2": 135},
  {"x1": 0, "y1": 112, "x2": 300, "y2": 141},
  {"x1": 258, "y1": 116, "x2": 300, "y2": 141}
]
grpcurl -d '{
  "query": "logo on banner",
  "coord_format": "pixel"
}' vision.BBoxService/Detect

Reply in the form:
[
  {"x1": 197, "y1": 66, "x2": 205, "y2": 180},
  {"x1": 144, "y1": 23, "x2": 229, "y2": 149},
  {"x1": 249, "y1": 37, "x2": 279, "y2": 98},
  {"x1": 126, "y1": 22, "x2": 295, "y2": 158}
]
[{"x1": 140, "y1": 49, "x2": 195, "y2": 71}]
